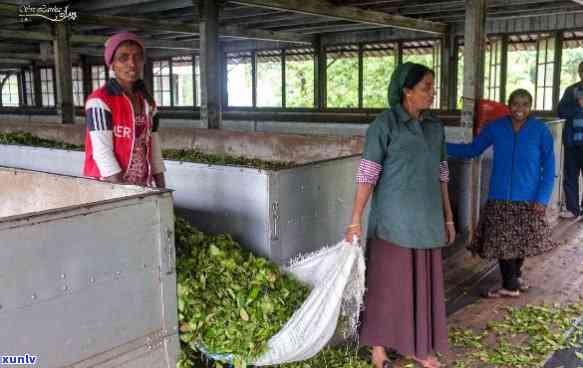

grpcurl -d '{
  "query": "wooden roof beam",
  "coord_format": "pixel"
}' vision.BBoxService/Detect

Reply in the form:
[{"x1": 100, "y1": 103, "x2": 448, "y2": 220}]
[
  {"x1": 0, "y1": 52, "x2": 44, "y2": 60},
  {"x1": 70, "y1": 34, "x2": 200, "y2": 50},
  {"x1": 0, "y1": 4, "x2": 312, "y2": 44},
  {"x1": 0, "y1": 30, "x2": 199, "y2": 50},
  {"x1": 0, "y1": 29, "x2": 52, "y2": 42},
  {"x1": 0, "y1": 58, "x2": 31, "y2": 65},
  {"x1": 229, "y1": 0, "x2": 447, "y2": 34},
  {"x1": 76, "y1": 14, "x2": 313, "y2": 44}
]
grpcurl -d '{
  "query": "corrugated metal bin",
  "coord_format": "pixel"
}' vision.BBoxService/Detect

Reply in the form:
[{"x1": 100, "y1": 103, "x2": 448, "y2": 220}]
[
  {"x1": 0, "y1": 145, "x2": 360, "y2": 265},
  {"x1": 168, "y1": 156, "x2": 360, "y2": 264}
]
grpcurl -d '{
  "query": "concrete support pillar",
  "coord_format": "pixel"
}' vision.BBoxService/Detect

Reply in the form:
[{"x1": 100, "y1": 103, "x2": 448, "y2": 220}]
[
  {"x1": 143, "y1": 59, "x2": 154, "y2": 95},
  {"x1": 443, "y1": 30, "x2": 458, "y2": 110},
  {"x1": 314, "y1": 35, "x2": 326, "y2": 110},
  {"x1": 552, "y1": 32, "x2": 563, "y2": 109},
  {"x1": 198, "y1": 0, "x2": 221, "y2": 129},
  {"x1": 459, "y1": 0, "x2": 486, "y2": 240},
  {"x1": 53, "y1": 22, "x2": 74, "y2": 124},
  {"x1": 17, "y1": 71, "x2": 24, "y2": 107},
  {"x1": 32, "y1": 61, "x2": 42, "y2": 107},
  {"x1": 314, "y1": 35, "x2": 328, "y2": 111},
  {"x1": 81, "y1": 55, "x2": 92, "y2": 102}
]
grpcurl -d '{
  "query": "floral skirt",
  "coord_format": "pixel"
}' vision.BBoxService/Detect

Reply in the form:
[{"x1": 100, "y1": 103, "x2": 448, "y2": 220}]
[{"x1": 468, "y1": 200, "x2": 559, "y2": 260}]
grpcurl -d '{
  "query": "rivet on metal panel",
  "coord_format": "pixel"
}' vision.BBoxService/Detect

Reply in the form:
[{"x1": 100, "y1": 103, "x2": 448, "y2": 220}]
[
  {"x1": 60, "y1": 273, "x2": 66, "y2": 279},
  {"x1": 31, "y1": 293, "x2": 37, "y2": 300},
  {"x1": 89, "y1": 276, "x2": 95, "y2": 284}
]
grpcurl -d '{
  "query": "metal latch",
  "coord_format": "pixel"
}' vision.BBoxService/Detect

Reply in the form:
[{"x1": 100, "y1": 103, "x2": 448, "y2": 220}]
[
  {"x1": 160, "y1": 226, "x2": 175, "y2": 275},
  {"x1": 271, "y1": 201, "x2": 279, "y2": 240}
]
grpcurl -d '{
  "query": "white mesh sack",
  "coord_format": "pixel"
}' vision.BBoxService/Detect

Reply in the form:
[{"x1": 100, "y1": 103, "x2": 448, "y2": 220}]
[{"x1": 251, "y1": 239, "x2": 366, "y2": 366}]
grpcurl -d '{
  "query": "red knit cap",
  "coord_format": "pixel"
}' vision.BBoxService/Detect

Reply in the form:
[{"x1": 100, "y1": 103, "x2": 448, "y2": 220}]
[{"x1": 104, "y1": 32, "x2": 144, "y2": 68}]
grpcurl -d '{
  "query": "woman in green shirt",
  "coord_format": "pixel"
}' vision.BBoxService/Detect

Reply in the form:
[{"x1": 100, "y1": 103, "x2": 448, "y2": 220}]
[{"x1": 346, "y1": 63, "x2": 455, "y2": 368}]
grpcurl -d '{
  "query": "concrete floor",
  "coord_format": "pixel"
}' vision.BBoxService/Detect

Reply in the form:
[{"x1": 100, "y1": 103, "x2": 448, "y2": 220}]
[{"x1": 438, "y1": 216, "x2": 583, "y2": 368}]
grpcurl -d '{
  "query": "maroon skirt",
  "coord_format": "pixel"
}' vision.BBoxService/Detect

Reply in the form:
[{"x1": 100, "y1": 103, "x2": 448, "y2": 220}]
[{"x1": 359, "y1": 238, "x2": 448, "y2": 359}]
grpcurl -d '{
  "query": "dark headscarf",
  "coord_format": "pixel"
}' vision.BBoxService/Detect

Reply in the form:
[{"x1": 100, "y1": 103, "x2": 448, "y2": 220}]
[{"x1": 388, "y1": 62, "x2": 434, "y2": 107}]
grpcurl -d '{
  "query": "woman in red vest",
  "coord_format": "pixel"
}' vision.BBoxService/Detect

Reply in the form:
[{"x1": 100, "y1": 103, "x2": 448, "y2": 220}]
[{"x1": 83, "y1": 32, "x2": 166, "y2": 188}]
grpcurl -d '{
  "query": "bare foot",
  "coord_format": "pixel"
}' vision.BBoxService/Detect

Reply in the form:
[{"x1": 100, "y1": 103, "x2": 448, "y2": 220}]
[
  {"x1": 372, "y1": 346, "x2": 389, "y2": 368},
  {"x1": 409, "y1": 355, "x2": 442, "y2": 368}
]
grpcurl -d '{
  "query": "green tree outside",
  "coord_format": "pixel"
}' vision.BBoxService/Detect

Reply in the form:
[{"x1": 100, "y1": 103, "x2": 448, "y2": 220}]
[
  {"x1": 560, "y1": 46, "x2": 583, "y2": 98},
  {"x1": 286, "y1": 59, "x2": 315, "y2": 108}
]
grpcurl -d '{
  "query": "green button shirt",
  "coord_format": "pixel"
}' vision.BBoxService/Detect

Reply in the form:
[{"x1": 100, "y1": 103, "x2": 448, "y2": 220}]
[{"x1": 364, "y1": 105, "x2": 446, "y2": 249}]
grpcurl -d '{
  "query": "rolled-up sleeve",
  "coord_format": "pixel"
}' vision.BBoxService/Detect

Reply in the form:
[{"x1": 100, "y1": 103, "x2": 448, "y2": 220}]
[
  {"x1": 356, "y1": 119, "x2": 390, "y2": 185},
  {"x1": 439, "y1": 161, "x2": 450, "y2": 183},
  {"x1": 356, "y1": 159, "x2": 382, "y2": 185}
]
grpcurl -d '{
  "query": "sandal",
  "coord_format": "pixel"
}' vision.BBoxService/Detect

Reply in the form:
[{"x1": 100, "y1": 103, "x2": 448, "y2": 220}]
[
  {"x1": 518, "y1": 278, "x2": 531, "y2": 292},
  {"x1": 374, "y1": 359, "x2": 393, "y2": 368},
  {"x1": 408, "y1": 356, "x2": 442, "y2": 368},
  {"x1": 483, "y1": 287, "x2": 520, "y2": 298}
]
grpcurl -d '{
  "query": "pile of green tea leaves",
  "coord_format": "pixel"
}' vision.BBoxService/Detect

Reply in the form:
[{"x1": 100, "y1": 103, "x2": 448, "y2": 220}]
[
  {"x1": 449, "y1": 301, "x2": 583, "y2": 368},
  {"x1": 163, "y1": 148, "x2": 294, "y2": 170},
  {"x1": 275, "y1": 344, "x2": 373, "y2": 368},
  {"x1": 175, "y1": 217, "x2": 310, "y2": 368},
  {"x1": 177, "y1": 342, "x2": 374, "y2": 368},
  {"x1": 0, "y1": 131, "x2": 83, "y2": 150},
  {"x1": 0, "y1": 131, "x2": 293, "y2": 170}
]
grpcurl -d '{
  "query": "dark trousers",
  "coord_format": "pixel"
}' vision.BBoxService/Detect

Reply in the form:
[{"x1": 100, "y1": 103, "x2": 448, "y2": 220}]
[
  {"x1": 499, "y1": 258, "x2": 524, "y2": 291},
  {"x1": 563, "y1": 146, "x2": 583, "y2": 216}
]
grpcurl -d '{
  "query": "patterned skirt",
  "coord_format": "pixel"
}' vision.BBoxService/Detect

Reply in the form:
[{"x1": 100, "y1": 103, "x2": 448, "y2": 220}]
[{"x1": 468, "y1": 200, "x2": 559, "y2": 260}]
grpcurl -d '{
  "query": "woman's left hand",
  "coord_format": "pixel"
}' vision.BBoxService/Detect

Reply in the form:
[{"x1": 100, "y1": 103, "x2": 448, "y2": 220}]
[{"x1": 445, "y1": 221, "x2": 456, "y2": 245}]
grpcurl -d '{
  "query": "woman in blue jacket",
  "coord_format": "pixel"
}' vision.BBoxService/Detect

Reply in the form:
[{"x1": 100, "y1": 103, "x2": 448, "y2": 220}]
[{"x1": 447, "y1": 89, "x2": 558, "y2": 298}]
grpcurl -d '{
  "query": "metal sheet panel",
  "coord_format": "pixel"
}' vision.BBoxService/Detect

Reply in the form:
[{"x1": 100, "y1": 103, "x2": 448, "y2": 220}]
[
  {"x1": 68, "y1": 334, "x2": 180, "y2": 368},
  {"x1": 166, "y1": 160, "x2": 272, "y2": 260},
  {"x1": 0, "y1": 180, "x2": 178, "y2": 368},
  {"x1": 0, "y1": 167, "x2": 155, "y2": 218},
  {"x1": 0, "y1": 145, "x2": 83, "y2": 176},
  {"x1": 272, "y1": 156, "x2": 360, "y2": 264},
  {"x1": 546, "y1": 120, "x2": 565, "y2": 211}
]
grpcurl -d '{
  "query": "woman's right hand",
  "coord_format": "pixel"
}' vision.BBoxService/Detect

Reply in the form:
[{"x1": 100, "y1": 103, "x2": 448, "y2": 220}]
[{"x1": 344, "y1": 223, "x2": 363, "y2": 244}]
